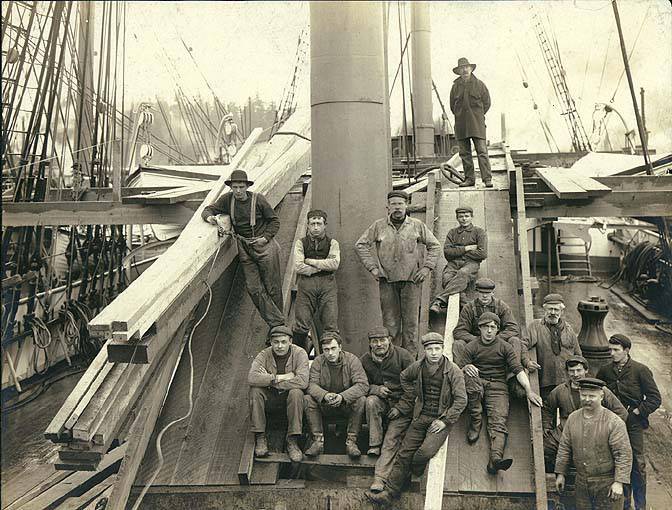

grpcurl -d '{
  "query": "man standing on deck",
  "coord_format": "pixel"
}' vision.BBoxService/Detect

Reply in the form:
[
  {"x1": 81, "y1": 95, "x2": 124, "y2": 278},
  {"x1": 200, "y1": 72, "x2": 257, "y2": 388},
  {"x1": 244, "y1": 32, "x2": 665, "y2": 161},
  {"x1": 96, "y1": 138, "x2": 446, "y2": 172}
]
[
  {"x1": 202, "y1": 169, "x2": 284, "y2": 329},
  {"x1": 364, "y1": 332, "x2": 467, "y2": 506},
  {"x1": 430, "y1": 206, "x2": 487, "y2": 313},
  {"x1": 555, "y1": 377, "x2": 633, "y2": 510},
  {"x1": 455, "y1": 312, "x2": 543, "y2": 474},
  {"x1": 543, "y1": 355, "x2": 627, "y2": 472},
  {"x1": 449, "y1": 57, "x2": 492, "y2": 188},
  {"x1": 597, "y1": 335, "x2": 661, "y2": 510},
  {"x1": 526, "y1": 293, "x2": 582, "y2": 400},
  {"x1": 292, "y1": 209, "x2": 340, "y2": 352},
  {"x1": 360, "y1": 327, "x2": 415, "y2": 492},
  {"x1": 355, "y1": 190, "x2": 441, "y2": 355}
]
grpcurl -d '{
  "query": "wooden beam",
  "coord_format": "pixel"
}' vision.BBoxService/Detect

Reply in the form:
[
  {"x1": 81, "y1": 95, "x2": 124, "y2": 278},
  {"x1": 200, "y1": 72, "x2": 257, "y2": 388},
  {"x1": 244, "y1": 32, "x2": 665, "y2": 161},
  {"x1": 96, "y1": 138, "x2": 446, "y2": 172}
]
[
  {"x1": 63, "y1": 362, "x2": 115, "y2": 430},
  {"x1": 46, "y1": 186, "x2": 180, "y2": 201},
  {"x1": 535, "y1": 168, "x2": 587, "y2": 199},
  {"x1": 524, "y1": 190, "x2": 672, "y2": 218},
  {"x1": 123, "y1": 181, "x2": 214, "y2": 205},
  {"x1": 418, "y1": 170, "x2": 437, "y2": 338},
  {"x1": 593, "y1": 174, "x2": 672, "y2": 192},
  {"x1": 237, "y1": 431, "x2": 256, "y2": 485},
  {"x1": 255, "y1": 453, "x2": 378, "y2": 468},
  {"x1": 282, "y1": 185, "x2": 312, "y2": 316}
]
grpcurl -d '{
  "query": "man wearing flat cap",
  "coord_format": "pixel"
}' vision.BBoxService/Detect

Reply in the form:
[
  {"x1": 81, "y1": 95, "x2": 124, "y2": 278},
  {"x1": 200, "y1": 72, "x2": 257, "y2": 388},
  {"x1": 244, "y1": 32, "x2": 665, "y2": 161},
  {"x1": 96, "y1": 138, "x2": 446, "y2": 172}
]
[
  {"x1": 292, "y1": 209, "x2": 340, "y2": 352},
  {"x1": 303, "y1": 331, "x2": 369, "y2": 459},
  {"x1": 248, "y1": 325, "x2": 309, "y2": 462},
  {"x1": 597, "y1": 335, "x2": 661, "y2": 510},
  {"x1": 430, "y1": 205, "x2": 487, "y2": 313},
  {"x1": 365, "y1": 332, "x2": 467, "y2": 506},
  {"x1": 449, "y1": 57, "x2": 492, "y2": 188},
  {"x1": 203, "y1": 169, "x2": 285, "y2": 329},
  {"x1": 555, "y1": 377, "x2": 633, "y2": 510},
  {"x1": 356, "y1": 190, "x2": 441, "y2": 354},
  {"x1": 526, "y1": 293, "x2": 582, "y2": 400},
  {"x1": 543, "y1": 355, "x2": 627, "y2": 472},
  {"x1": 360, "y1": 327, "x2": 415, "y2": 492},
  {"x1": 455, "y1": 312, "x2": 542, "y2": 474}
]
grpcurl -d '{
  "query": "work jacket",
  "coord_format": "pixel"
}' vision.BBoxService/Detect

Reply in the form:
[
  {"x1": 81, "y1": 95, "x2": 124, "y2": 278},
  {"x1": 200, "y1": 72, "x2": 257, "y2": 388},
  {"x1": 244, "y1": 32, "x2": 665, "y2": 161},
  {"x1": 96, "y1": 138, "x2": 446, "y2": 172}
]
[
  {"x1": 247, "y1": 344, "x2": 309, "y2": 391},
  {"x1": 597, "y1": 357, "x2": 661, "y2": 429},
  {"x1": 542, "y1": 381, "x2": 628, "y2": 434},
  {"x1": 355, "y1": 215, "x2": 440, "y2": 283},
  {"x1": 453, "y1": 297, "x2": 519, "y2": 345},
  {"x1": 527, "y1": 318, "x2": 581, "y2": 389},
  {"x1": 360, "y1": 345, "x2": 415, "y2": 402},
  {"x1": 308, "y1": 351, "x2": 369, "y2": 405},
  {"x1": 443, "y1": 225, "x2": 487, "y2": 263},
  {"x1": 555, "y1": 407, "x2": 632, "y2": 484},
  {"x1": 395, "y1": 355, "x2": 467, "y2": 425},
  {"x1": 449, "y1": 74, "x2": 491, "y2": 140}
]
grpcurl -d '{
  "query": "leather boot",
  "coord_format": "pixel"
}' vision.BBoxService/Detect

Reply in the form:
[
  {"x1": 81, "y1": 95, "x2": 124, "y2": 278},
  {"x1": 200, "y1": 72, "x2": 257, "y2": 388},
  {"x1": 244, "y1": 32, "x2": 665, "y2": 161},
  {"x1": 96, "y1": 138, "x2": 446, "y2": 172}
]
[
  {"x1": 369, "y1": 477, "x2": 385, "y2": 492},
  {"x1": 467, "y1": 419, "x2": 482, "y2": 444},
  {"x1": 365, "y1": 488, "x2": 398, "y2": 507},
  {"x1": 367, "y1": 446, "x2": 381, "y2": 457},
  {"x1": 459, "y1": 179, "x2": 475, "y2": 187},
  {"x1": 254, "y1": 433, "x2": 269, "y2": 457},
  {"x1": 286, "y1": 435, "x2": 303, "y2": 463},
  {"x1": 304, "y1": 433, "x2": 324, "y2": 457},
  {"x1": 345, "y1": 433, "x2": 361, "y2": 459},
  {"x1": 429, "y1": 299, "x2": 445, "y2": 314}
]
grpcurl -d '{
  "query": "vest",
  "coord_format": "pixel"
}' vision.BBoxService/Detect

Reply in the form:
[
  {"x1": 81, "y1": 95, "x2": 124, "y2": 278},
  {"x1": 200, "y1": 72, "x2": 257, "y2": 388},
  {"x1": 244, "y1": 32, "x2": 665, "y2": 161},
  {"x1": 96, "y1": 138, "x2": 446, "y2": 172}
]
[
  {"x1": 421, "y1": 362, "x2": 444, "y2": 417},
  {"x1": 301, "y1": 235, "x2": 332, "y2": 277}
]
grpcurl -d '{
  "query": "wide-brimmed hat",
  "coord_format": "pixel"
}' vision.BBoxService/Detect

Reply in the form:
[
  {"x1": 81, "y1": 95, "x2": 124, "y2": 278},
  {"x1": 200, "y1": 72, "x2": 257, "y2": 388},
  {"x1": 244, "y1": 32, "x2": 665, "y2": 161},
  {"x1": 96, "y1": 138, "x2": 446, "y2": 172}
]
[
  {"x1": 453, "y1": 57, "x2": 476, "y2": 75},
  {"x1": 225, "y1": 169, "x2": 254, "y2": 187}
]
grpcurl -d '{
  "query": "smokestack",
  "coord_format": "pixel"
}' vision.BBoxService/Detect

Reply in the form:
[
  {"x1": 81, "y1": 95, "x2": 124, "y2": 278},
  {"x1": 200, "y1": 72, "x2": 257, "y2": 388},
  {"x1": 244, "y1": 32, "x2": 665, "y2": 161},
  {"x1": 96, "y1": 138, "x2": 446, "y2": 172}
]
[{"x1": 410, "y1": 1, "x2": 434, "y2": 158}]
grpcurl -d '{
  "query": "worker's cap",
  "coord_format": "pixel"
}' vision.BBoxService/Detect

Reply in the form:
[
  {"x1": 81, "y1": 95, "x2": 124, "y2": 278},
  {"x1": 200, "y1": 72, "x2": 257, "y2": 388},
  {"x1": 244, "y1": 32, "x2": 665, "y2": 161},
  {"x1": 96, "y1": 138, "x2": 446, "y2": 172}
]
[
  {"x1": 565, "y1": 355, "x2": 589, "y2": 370},
  {"x1": 421, "y1": 332, "x2": 444, "y2": 348},
  {"x1": 320, "y1": 330, "x2": 342, "y2": 343},
  {"x1": 475, "y1": 278, "x2": 496, "y2": 291},
  {"x1": 269, "y1": 325, "x2": 293, "y2": 338},
  {"x1": 577, "y1": 377, "x2": 606, "y2": 390},
  {"x1": 368, "y1": 326, "x2": 390, "y2": 340},
  {"x1": 608, "y1": 334, "x2": 632, "y2": 350},
  {"x1": 225, "y1": 169, "x2": 254, "y2": 186},
  {"x1": 307, "y1": 209, "x2": 328, "y2": 222},
  {"x1": 543, "y1": 293, "x2": 565, "y2": 305},
  {"x1": 387, "y1": 190, "x2": 409, "y2": 201},
  {"x1": 455, "y1": 206, "x2": 474, "y2": 215},
  {"x1": 223, "y1": 113, "x2": 234, "y2": 121},
  {"x1": 477, "y1": 311, "x2": 500, "y2": 327}
]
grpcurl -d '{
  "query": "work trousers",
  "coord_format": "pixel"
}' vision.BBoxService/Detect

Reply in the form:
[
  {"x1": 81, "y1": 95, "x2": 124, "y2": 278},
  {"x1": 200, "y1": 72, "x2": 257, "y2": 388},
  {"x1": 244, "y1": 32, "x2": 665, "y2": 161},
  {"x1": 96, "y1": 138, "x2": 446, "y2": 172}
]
[
  {"x1": 435, "y1": 259, "x2": 481, "y2": 305},
  {"x1": 373, "y1": 409, "x2": 412, "y2": 485},
  {"x1": 249, "y1": 387, "x2": 303, "y2": 436},
  {"x1": 293, "y1": 273, "x2": 338, "y2": 336},
  {"x1": 575, "y1": 475, "x2": 624, "y2": 510},
  {"x1": 458, "y1": 137, "x2": 492, "y2": 184},
  {"x1": 544, "y1": 427, "x2": 562, "y2": 472},
  {"x1": 464, "y1": 374, "x2": 510, "y2": 460},
  {"x1": 379, "y1": 279, "x2": 421, "y2": 355},
  {"x1": 303, "y1": 394, "x2": 366, "y2": 436},
  {"x1": 386, "y1": 413, "x2": 450, "y2": 494},
  {"x1": 237, "y1": 238, "x2": 284, "y2": 328},
  {"x1": 624, "y1": 415, "x2": 646, "y2": 510}
]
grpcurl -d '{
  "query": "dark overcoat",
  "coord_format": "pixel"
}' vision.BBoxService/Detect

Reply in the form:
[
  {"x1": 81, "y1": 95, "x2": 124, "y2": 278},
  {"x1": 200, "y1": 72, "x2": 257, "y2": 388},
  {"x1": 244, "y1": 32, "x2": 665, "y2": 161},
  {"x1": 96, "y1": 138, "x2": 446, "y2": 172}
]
[{"x1": 449, "y1": 74, "x2": 491, "y2": 140}]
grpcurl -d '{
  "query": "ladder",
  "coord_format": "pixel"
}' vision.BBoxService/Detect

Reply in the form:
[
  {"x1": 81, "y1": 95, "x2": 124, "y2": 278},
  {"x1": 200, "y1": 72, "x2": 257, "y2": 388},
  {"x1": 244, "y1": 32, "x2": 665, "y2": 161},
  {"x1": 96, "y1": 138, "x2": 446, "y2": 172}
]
[{"x1": 556, "y1": 229, "x2": 592, "y2": 277}]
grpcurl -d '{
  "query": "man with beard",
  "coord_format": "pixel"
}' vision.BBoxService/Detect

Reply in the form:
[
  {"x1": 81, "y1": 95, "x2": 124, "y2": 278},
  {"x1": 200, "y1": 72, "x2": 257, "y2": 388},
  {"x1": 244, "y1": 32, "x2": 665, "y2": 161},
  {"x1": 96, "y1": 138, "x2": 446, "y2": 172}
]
[
  {"x1": 292, "y1": 209, "x2": 340, "y2": 352},
  {"x1": 303, "y1": 331, "x2": 369, "y2": 459},
  {"x1": 555, "y1": 377, "x2": 632, "y2": 510},
  {"x1": 597, "y1": 335, "x2": 661, "y2": 510},
  {"x1": 527, "y1": 293, "x2": 582, "y2": 400},
  {"x1": 456, "y1": 312, "x2": 543, "y2": 474},
  {"x1": 364, "y1": 332, "x2": 467, "y2": 506},
  {"x1": 360, "y1": 327, "x2": 415, "y2": 492},
  {"x1": 203, "y1": 169, "x2": 284, "y2": 329},
  {"x1": 356, "y1": 190, "x2": 441, "y2": 354},
  {"x1": 430, "y1": 206, "x2": 487, "y2": 313},
  {"x1": 543, "y1": 355, "x2": 627, "y2": 472}
]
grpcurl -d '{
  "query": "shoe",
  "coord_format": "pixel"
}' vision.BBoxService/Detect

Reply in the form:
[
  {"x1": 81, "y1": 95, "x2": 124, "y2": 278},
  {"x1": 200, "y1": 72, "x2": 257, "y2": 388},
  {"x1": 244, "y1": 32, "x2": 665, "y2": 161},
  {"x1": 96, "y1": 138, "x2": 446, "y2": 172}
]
[
  {"x1": 484, "y1": 181, "x2": 493, "y2": 188},
  {"x1": 345, "y1": 433, "x2": 361, "y2": 459},
  {"x1": 429, "y1": 300, "x2": 444, "y2": 314},
  {"x1": 367, "y1": 446, "x2": 381, "y2": 457},
  {"x1": 365, "y1": 489, "x2": 397, "y2": 507},
  {"x1": 487, "y1": 456, "x2": 513, "y2": 474},
  {"x1": 304, "y1": 434, "x2": 324, "y2": 457},
  {"x1": 286, "y1": 435, "x2": 303, "y2": 463},
  {"x1": 467, "y1": 420, "x2": 482, "y2": 444},
  {"x1": 459, "y1": 180, "x2": 475, "y2": 187},
  {"x1": 369, "y1": 478, "x2": 385, "y2": 493},
  {"x1": 254, "y1": 433, "x2": 269, "y2": 457}
]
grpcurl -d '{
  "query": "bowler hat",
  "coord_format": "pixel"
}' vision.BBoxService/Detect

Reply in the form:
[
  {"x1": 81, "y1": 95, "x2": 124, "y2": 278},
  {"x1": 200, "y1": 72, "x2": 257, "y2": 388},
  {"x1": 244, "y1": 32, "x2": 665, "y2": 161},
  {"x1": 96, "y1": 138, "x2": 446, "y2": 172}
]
[
  {"x1": 421, "y1": 332, "x2": 444, "y2": 348},
  {"x1": 455, "y1": 206, "x2": 474, "y2": 215},
  {"x1": 225, "y1": 169, "x2": 254, "y2": 187},
  {"x1": 453, "y1": 57, "x2": 477, "y2": 75},
  {"x1": 475, "y1": 278, "x2": 496, "y2": 291},
  {"x1": 387, "y1": 190, "x2": 409, "y2": 201},
  {"x1": 269, "y1": 325, "x2": 293, "y2": 338},
  {"x1": 368, "y1": 326, "x2": 390, "y2": 340},
  {"x1": 608, "y1": 334, "x2": 632, "y2": 350},
  {"x1": 565, "y1": 355, "x2": 589, "y2": 369},
  {"x1": 478, "y1": 311, "x2": 500, "y2": 327},
  {"x1": 543, "y1": 293, "x2": 565, "y2": 305},
  {"x1": 577, "y1": 377, "x2": 606, "y2": 390}
]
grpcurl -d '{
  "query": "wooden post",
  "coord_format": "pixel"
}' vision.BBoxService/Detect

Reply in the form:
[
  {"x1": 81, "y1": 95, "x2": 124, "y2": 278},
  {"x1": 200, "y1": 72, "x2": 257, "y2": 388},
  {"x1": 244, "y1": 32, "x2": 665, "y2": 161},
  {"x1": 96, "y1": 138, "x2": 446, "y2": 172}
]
[{"x1": 418, "y1": 170, "x2": 437, "y2": 338}]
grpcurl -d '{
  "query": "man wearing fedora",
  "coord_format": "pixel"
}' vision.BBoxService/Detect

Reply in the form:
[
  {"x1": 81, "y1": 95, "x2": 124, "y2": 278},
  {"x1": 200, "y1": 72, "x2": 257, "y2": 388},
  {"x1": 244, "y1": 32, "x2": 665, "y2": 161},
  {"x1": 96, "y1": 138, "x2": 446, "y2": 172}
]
[
  {"x1": 202, "y1": 169, "x2": 285, "y2": 329},
  {"x1": 449, "y1": 57, "x2": 492, "y2": 188},
  {"x1": 216, "y1": 112, "x2": 242, "y2": 164},
  {"x1": 555, "y1": 377, "x2": 632, "y2": 510},
  {"x1": 356, "y1": 190, "x2": 441, "y2": 355},
  {"x1": 597, "y1": 335, "x2": 661, "y2": 510}
]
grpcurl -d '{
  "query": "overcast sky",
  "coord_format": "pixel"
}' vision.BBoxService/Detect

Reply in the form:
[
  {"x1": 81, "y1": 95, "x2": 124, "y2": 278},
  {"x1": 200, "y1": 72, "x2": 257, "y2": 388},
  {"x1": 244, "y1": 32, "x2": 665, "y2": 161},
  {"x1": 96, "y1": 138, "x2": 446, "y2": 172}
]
[{"x1": 123, "y1": 0, "x2": 671, "y2": 153}]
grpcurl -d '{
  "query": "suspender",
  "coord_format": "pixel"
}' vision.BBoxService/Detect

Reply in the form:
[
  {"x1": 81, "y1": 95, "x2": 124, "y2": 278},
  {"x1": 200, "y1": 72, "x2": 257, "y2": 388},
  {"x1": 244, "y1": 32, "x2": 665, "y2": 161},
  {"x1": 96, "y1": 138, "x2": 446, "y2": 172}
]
[{"x1": 230, "y1": 192, "x2": 257, "y2": 237}]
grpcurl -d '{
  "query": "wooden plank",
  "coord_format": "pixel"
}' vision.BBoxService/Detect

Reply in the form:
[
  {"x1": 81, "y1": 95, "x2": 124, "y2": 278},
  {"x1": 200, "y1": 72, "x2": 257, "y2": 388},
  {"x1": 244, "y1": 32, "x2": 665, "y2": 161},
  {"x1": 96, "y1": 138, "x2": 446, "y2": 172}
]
[
  {"x1": 255, "y1": 453, "x2": 378, "y2": 468},
  {"x1": 563, "y1": 171, "x2": 611, "y2": 196},
  {"x1": 63, "y1": 362, "x2": 114, "y2": 431},
  {"x1": 4, "y1": 471, "x2": 74, "y2": 510},
  {"x1": 402, "y1": 178, "x2": 429, "y2": 194},
  {"x1": 58, "y1": 479, "x2": 114, "y2": 510},
  {"x1": 123, "y1": 181, "x2": 213, "y2": 205},
  {"x1": 237, "y1": 430, "x2": 256, "y2": 486},
  {"x1": 594, "y1": 174, "x2": 672, "y2": 191},
  {"x1": 282, "y1": 185, "x2": 312, "y2": 316},
  {"x1": 418, "y1": 170, "x2": 437, "y2": 338},
  {"x1": 535, "y1": 168, "x2": 587, "y2": 199},
  {"x1": 524, "y1": 190, "x2": 672, "y2": 218}
]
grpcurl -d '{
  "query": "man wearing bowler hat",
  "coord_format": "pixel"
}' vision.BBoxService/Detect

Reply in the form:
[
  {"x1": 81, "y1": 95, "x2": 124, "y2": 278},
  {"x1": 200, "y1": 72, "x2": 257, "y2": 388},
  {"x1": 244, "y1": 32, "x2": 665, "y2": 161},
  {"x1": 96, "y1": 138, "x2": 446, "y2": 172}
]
[
  {"x1": 202, "y1": 169, "x2": 285, "y2": 329},
  {"x1": 555, "y1": 377, "x2": 632, "y2": 510},
  {"x1": 356, "y1": 190, "x2": 441, "y2": 355},
  {"x1": 597, "y1": 335, "x2": 661, "y2": 510},
  {"x1": 449, "y1": 57, "x2": 492, "y2": 188}
]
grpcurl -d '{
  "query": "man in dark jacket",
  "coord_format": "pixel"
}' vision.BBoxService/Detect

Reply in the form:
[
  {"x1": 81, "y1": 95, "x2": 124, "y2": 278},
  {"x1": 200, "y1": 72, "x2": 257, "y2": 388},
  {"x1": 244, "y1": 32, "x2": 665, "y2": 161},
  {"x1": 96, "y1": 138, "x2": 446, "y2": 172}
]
[
  {"x1": 543, "y1": 355, "x2": 628, "y2": 472},
  {"x1": 365, "y1": 332, "x2": 467, "y2": 506},
  {"x1": 360, "y1": 327, "x2": 415, "y2": 492},
  {"x1": 449, "y1": 57, "x2": 492, "y2": 188},
  {"x1": 203, "y1": 169, "x2": 284, "y2": 328},
  {"x1": 303, "y1": 331, "x2": 369, "y2": 459},
  {"x1": 430, "y1": 206, "x2": 487, "y2": 312},
  {"x1": 597, "y1": 335, "x2": 661, "y2": 510}
]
